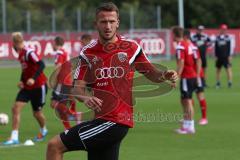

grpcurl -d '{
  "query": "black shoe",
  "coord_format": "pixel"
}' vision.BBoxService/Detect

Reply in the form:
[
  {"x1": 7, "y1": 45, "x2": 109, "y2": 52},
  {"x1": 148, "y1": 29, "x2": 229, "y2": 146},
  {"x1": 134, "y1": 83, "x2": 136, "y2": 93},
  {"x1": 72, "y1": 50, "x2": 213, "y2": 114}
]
[
  {"x1": 228, "y1": 82, "x2": 232, "y2": 88},
  {"x1": 216, "y1": 82, "x2": 221, "y2": 89}
]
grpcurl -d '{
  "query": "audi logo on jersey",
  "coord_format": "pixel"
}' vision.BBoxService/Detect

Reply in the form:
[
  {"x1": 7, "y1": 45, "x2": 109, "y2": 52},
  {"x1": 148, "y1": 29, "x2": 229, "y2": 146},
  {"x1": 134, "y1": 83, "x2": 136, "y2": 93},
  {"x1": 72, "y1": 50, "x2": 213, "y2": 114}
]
[{"x1": 95, "y1": 67, "x2": 125, "y2": 79}]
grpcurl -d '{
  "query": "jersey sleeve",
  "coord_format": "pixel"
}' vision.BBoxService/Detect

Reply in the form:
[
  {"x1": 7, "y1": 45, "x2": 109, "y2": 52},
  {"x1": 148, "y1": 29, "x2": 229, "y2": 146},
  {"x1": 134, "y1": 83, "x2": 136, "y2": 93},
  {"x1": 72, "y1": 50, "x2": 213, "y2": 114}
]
[
  {"x1": 176, "y1": 44, "x2": 185, "y2": 60},
  {"x1": 27, "y1": 50, "x2": 40, "y2": 63},
  {"x1": 128, "y1": 40, "x2": 150, "y2": 64},
  {"x1": 73, "y1": 52, "x2": 94, "y2": 83},
  {"x1": 127, "y1": 41, "x2": 154, "y2": 73},
  {"x1": 193, "y1": 46, "x2": 200, "y2": 60},
  {"x1": 55, "y1": 53, "x2": 64, "y2": 65},
  {"x1": 226, "y1": 36, "x2": 232, "y2": 56}
]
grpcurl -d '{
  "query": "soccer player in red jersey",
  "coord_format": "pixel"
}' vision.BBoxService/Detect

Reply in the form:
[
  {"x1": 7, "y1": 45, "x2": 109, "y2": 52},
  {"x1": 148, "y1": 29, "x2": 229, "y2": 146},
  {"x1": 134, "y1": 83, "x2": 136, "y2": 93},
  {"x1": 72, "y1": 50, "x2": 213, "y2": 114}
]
[
  {"x1": 172, "y1": 27, "x2": 201, "y2": 134},
  {"x1": 50, "y1": 35, "x2": 94, "y2": 130},
  {"x1": 3, "y1": 32, "x2": 48, "y2": 145},
  {"x1": 46, "y1": 3, "x2": 178, "y2": 160},
  {"x1": 50, "y1": 36, "x2": 77, "y2": 130},
  {"x1": 193, "y1": 50, "x2": 208, "y2": 125}
]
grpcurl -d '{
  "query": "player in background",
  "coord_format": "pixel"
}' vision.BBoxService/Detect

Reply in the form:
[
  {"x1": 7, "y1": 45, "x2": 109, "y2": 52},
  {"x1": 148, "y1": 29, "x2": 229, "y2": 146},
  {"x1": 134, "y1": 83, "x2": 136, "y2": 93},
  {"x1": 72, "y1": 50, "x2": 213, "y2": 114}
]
[
  {"x1": 50, "y1": 35, "x2": 93, "y2": 130},
  {"x1": 193, "y1": 48, "x2": 208, "y2": 125},
  {"x1": 51, "y1": 36, "x2": 77, "y2": 130},
  {"x1": 3, "y1": 32, "x2": 48, "y2": 145},
  {"x1": 173, "y1": 27, "x2": 201, "y2": 134},
  {"x1": 191, "y1": 25, "x2": 211, "y2": 86},
  {"x1": 81, "y1": 33, "x2": 93, "y2": 47},
  {"x1": 46, "y1": 2, "x2": 178, "y2": 160},
  {"x1": 215, "y1": 24, "x2": 233, "y2": 88}
]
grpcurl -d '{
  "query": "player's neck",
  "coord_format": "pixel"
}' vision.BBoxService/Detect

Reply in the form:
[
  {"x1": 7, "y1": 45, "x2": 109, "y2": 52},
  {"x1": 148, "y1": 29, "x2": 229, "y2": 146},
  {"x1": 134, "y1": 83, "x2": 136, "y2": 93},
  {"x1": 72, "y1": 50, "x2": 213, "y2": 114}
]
[
  {"x1": 55, "y1": 46, "x2": 62, "y2": 51},
  {"x1": 183, "y1": 38, "x2": 191, "y2": 43},
  {"x1": 176, "y1": 38, "x2": 183, "y2": 43},
  {"x1": 17, "y1": 44, "x2": 25, "y2": 52},
  {"x1": 99, "y1": 35, "x2": 118, "y2": 45}
]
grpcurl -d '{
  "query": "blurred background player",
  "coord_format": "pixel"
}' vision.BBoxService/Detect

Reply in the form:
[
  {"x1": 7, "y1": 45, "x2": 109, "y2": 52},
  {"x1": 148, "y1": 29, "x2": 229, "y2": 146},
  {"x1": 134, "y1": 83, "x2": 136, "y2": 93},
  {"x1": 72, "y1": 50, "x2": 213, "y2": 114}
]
[
  {"x1": 50, "y1": 35, "x2": 93, "y2": 130},
  {"x1": 215, "y1": 24, "x2": 233, "y2": 88},
  {"x1": 172, "y1": 27, "x2": 201, "y2": 134},
  {"x1": 51, "y1": 36, "x2": 77, "y2": 130},
  {"x1": 191, "y1": 25, "x2": 211, "y2": 86},
  {"x1": 3, "y1": 32, "x2": 48, "y2": 145},
  {"x1": 193, "y1": 47, "x2": 208, "y2": 125},
  {"x1": 80, "y1": 33, "x2": 93, "y2": 47}
]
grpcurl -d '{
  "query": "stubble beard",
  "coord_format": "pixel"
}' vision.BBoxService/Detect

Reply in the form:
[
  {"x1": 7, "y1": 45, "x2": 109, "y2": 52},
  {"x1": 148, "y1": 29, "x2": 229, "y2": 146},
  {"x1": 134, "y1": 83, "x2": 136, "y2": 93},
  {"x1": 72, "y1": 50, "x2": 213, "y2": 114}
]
[{"x1": 99, "y1": 30, "x2": 117, "y2": 44}]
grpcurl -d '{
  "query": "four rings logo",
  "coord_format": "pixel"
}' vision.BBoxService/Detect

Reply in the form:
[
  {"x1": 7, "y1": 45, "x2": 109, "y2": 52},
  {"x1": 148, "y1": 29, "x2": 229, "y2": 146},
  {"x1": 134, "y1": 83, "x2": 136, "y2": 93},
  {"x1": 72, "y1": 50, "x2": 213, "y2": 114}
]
[
  {"x1": 140, "y1": 38, "x2": 165, "y2": 54},
  {"x1": 95, "y1": 67, "x2": 125, "y2": 79}
]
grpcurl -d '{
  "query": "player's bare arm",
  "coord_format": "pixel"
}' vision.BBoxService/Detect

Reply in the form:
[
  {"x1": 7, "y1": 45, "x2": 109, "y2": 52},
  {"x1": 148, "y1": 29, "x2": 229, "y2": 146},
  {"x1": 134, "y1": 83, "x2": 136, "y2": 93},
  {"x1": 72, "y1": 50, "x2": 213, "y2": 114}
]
[
  {"x1": 176, "y1": 59, "x2": 184, "y2": 78},
  {"x1": 73, "y1": 80, "x2": 103, "y2": 112},
  {"x1": 18, "y1": 73, "x2": 24, "y2": 88},
  {"x1": 135, "y1": 60, "x2": 178, "y2": 85},
  {"x1": 196, "y1": 58, "x2": 202, "y2": 82}
]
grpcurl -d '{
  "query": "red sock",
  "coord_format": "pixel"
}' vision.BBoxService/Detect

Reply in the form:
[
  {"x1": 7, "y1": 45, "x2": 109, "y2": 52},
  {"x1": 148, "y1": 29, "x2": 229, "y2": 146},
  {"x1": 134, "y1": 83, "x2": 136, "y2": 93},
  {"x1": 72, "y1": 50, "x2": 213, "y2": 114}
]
[
  {"x1": 56, "y1": 103, "x2": 72, "y2": 129},
  {"x1": 200, "y1": 99, "x2": 207, "y2": 119},
  {"x1": 69, "y1": 100, "x2": 76, "y2": 114},
  {"x1": 62, "y1": 121, "x2": 71, "y2": 130}
]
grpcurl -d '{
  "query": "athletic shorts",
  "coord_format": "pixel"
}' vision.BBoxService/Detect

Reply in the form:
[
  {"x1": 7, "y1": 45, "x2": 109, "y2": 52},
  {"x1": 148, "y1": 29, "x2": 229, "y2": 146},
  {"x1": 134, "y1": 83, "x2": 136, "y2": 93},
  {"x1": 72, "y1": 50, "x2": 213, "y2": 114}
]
[
  {"x1": 16, "y1": 84, "x2": 48, "y2": 111},
  {"x1": 60, "y1": 119, "x2": 129, "y2": 160},
  {"x1": 216, "y1": 58, "x2": 231, "y2": 69},
  {"x1": 51, "y1": 84, "x2": 73, "y2": 102},
  {"x1": 51, "y1": 91, "x2": 69, "y2": 102},
  {"x1": 196, "y1": 78, "x2": 205, "y2": 93},
  {"x1": 180, "y1": 78, "x2": 197, "y2": 99}
]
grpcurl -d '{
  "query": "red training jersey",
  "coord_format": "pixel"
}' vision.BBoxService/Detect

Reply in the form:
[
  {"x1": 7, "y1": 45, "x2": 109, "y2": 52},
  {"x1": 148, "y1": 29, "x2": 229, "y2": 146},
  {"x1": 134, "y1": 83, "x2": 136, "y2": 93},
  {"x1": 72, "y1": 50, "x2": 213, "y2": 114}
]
[
  {"x1": 74, "y1": 36, "x2": 151, "y2": 128},
  {"x1": 176, "y1": 40, "x2": 199, "y2": 78},
  {"x1": 18, "y1": 46, "x2": 47, "y2": 90},
  {"x1": 54, "y1": 48, "x2": 72, "y2": 85}
]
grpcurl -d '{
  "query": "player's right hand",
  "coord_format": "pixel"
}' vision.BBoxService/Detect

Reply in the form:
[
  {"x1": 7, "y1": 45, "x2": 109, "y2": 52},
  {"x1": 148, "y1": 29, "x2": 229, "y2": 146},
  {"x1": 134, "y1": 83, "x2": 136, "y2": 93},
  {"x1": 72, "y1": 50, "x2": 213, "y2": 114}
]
[
  {"x1": 83, "y1": 96, "x2": 103, "y2": 112},
  {"x1": 17, "y1": 81, "x2": 24, "y2": 89}
]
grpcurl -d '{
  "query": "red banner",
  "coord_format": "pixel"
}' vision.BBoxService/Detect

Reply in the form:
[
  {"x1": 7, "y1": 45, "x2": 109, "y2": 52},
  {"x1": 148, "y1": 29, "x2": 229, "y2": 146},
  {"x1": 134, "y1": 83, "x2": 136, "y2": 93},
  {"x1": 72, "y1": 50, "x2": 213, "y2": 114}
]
[{"x1": 0, "y1": 29, "x2": 239, "y2": 60}]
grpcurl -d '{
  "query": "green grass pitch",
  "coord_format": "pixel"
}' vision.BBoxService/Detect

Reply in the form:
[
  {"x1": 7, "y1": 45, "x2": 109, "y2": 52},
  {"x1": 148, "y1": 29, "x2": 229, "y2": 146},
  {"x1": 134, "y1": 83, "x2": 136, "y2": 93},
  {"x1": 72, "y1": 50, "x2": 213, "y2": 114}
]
[{"x1": 0, "y1": 57, "x2": 239, "y2": 160}]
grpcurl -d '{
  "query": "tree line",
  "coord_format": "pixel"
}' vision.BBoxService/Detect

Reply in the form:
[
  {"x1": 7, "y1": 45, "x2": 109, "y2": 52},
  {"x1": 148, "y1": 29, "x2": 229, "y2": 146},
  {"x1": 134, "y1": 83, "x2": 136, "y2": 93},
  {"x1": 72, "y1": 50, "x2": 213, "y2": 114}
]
[{"x1": 1, "y1": 0, "x2": 240, "y2": 33}]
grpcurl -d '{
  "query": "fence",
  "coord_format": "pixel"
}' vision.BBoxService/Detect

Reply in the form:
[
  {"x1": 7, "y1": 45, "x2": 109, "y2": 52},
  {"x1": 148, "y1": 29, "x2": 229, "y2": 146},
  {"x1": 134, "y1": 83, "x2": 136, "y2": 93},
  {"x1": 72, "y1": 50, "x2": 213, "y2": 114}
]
[{"x1": 0, "y1": 4, "x2": 163, "y2": 33}]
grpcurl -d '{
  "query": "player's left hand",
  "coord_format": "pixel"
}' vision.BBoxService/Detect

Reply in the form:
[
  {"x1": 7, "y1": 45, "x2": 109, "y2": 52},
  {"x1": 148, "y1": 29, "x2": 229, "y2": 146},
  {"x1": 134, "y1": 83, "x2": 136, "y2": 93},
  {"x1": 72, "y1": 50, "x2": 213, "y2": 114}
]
[
  {"x1": 163, "y1": 70, "x2": 178, "y2": 85},
  {"x1": 26, "y1": 78, "x2": 35, "y2": 86}
]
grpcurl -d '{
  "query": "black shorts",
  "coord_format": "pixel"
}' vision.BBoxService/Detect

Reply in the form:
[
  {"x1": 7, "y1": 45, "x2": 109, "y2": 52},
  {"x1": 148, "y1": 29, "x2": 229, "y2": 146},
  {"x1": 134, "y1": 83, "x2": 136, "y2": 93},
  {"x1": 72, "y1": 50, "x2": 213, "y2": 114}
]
[
  {"x1": 196, "y1": 78, "x2": 205, "y2": 93},
  {"x1": 216, "y1": 58, "x2": 231, "y2": 69},
  {"x1": 60, "y1": 119, "x2": 129, "y2": 160},
  {"x1": 51, "y1": 84, "x2": 72, "y2": 102},
  {"x1": 51, "y1": 91, "x2": 69, "y2": 102},
  {"x1": 16, "y1": 84, "x2": 48, "y2": 111},
  {"x1": 180, "y1": 78, "x2": 197, "y2": 99}
]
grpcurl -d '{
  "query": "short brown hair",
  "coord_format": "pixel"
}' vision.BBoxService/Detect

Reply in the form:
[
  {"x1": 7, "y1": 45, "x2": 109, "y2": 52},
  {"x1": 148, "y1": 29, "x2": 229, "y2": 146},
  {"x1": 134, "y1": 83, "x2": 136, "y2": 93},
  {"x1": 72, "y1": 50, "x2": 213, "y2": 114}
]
[
  {"x1": 96, "y1": 2, "x2": 119, "y2": 18},
  {"x1": 54, "y1": 36, "x2": 64, "y2": 46},
  {"x1": 172, "y1": 26, "x2": 184, "y2": 38},
  {"x1": 81, "y1": 34, "x2": 92, "y2": 41},
  {"x1": 12, "y1": 32, "x2": 24, "y2": 44}
]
